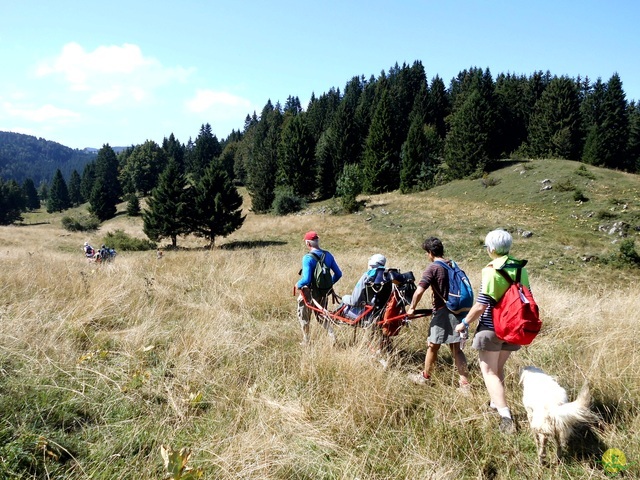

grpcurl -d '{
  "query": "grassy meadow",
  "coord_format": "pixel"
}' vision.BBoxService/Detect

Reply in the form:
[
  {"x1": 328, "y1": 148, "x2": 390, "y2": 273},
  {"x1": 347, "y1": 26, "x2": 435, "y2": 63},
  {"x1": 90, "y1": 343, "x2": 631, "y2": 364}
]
[{"x1": 1, "y1": 159, "x2": 639, "y2": 479}]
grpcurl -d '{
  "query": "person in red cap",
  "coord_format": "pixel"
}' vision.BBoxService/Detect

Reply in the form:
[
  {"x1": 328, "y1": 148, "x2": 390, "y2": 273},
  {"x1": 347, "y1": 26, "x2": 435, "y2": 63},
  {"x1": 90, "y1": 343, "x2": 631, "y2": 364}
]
[{"x1": 296, "y1": 230, "x2": 342, "y2": 344}]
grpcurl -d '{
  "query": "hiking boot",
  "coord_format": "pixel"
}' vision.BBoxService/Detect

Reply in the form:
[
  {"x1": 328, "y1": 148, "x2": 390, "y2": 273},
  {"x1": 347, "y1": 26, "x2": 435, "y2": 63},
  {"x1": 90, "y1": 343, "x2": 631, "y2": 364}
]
[
  {"x1": 408, "y1": 372, "x2": 430, "y2": 385},
  {"x1": 499, "y1": 416, "x2": 516, "y2": 435}
]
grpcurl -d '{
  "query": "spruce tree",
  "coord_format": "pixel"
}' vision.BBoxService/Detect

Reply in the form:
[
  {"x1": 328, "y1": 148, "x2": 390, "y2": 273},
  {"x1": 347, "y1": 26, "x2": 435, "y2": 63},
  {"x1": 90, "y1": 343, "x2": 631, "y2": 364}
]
[
  {"x1": 68, "y1": 169, "x2": 83, "y2": 206},
  {"x1": 89, "y1": 144, "x2": 121, "y2": 221},
  {"x1": 46, "y1": 169, "x2": 71, "y2": 213},
  {"x1": 583, "y1": 74, "x2": 629, "y2": 169},
  {"x1": 245, "y1": 100, "x2": 282, "y2": 213},
  {"x1": 188, "y1": 123, "x2": 222, "y2": 180},
  {"x1": 361, "y1": 89, "x2": 399, "y2": 193},
  {"x1": 142, "y1": 160, "x2": 191, "y2": 247},
  {"x1": 190, "y1": 159, "x2": 245, "y2": 248},
  {"x1": 277, "y1": 113, "x2": 316, "y2": 198},
  {"x1": 445, "y1": 90, "x2": 496, "y2": 178},
  {"x1": 126, "y1": 193, "x2": 141, "y2": 217},
  {"x1": 527, "y1": 76, "x2": 582, "y2": 160},
  {"x1": 80, "y1": 161, "x2": 96, "y2": 202},
  {"x1": 0, "y1": 178, "x2": 26, "y2": 225},
  {"x1": 22, "y1": 178, "x2": 40, "y2": 210},
  {"x1": 628, "y1": 102, "x2": 640, "y2": 173}
]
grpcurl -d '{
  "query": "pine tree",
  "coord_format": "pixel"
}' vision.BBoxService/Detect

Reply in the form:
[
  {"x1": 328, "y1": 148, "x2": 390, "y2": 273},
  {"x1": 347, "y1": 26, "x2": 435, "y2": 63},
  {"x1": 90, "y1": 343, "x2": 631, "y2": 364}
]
[
  {"x1": 428, "y1": 75, "x2": 450, "y2": 139},
  {"x1": 628, "y1": 102, "x2": 640, "y2": 173},
  {"x1": 190, "y1": 159, "x2": 245, "y2": 248},
  {"x1": 126, "y1": 193, "x2": 141, "y2": 217},
  {"x1": 583, "y1": 74, "x2": 629, "y2": 169},
  {"x1": 444, "y1": 90, "x2": 496, "y2": 179},
  {"x1": 68, "y1": 170, "x2": 83, "y2": 206},
  {"x1": 46, "y1": 169, "x2": 71, "y2": 213},
  {"x1": 527, "y1": 76, "x2": 582, "y2": 160},
  {"x1": 142, "y1": 160, "x2": 191, "y2": 247},
  {"x1": 80, "y1": 161, "x2": 96, "y2": 202},
  {"x1": 22, "y1": 178, "x2": 40, "y2": 211},
  {"x1": 277, "y1": 113, "x2": 316, "y2": 198},
  {"x1": 162, "y1": 133, "x2": 186, "y2": 173},
  {"x1": 89, "y1": 145, "x2": 121, "y2": 221},
  {"x1": 188, "y1": 123, "x2": 222, "y2": 180},
  {"x1": 0, "y1": 178, "x2": 26, "y2": 225},
  {"x1": 361, "y1": 89, "x2": 399, "y2": 193},
  {"x1": 245, "y1": 100, "x2": 282, "y2": 213}
]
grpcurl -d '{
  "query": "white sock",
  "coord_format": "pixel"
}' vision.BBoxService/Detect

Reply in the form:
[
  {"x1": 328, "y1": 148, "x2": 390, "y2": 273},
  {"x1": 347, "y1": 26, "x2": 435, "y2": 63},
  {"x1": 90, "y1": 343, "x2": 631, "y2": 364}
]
[{"x1": 497, "y1": 406, "x2": 511, "y2": 419}]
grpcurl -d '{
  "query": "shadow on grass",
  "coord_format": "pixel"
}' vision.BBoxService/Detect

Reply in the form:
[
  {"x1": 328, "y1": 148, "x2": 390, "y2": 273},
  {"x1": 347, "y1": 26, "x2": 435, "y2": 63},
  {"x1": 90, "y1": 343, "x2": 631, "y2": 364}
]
[
  {"x1": 220, "y1": 239, "x2": 287, "y2": 250},
  {"x1": 17, "y1": 221, "x2": 51, "y2": 226}
]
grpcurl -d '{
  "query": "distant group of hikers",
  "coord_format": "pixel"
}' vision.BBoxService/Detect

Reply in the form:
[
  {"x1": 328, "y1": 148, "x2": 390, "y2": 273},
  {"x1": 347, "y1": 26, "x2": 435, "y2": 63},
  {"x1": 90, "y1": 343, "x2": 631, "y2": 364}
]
[
  {"x1": 295, "y1": 228, "x2": 536, "y2": 435},
  {"x1": 83, "y1": 241, "x2": 117, "y2": 263}
]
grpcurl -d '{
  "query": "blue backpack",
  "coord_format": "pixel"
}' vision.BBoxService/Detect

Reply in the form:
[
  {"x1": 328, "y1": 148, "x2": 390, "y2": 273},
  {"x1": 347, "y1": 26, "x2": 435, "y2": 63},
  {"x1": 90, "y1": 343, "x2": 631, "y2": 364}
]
[{"x1": 434, "y1": 260, "x2": 474, "y2": 313}]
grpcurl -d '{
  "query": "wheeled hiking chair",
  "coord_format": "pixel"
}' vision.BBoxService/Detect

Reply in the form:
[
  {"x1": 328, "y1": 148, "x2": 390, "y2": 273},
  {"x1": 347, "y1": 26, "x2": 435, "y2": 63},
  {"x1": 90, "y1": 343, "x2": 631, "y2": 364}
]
[{"x1": 299, "y1": 268, "x2": 431, "y2": 351}]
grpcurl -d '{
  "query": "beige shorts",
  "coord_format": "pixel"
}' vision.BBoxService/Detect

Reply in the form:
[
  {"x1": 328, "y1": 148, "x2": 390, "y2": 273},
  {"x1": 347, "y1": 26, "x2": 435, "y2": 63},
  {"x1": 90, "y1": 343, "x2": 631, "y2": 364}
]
[{"x1": 472, "y1": 329, "x2": 521, "y2": 352}]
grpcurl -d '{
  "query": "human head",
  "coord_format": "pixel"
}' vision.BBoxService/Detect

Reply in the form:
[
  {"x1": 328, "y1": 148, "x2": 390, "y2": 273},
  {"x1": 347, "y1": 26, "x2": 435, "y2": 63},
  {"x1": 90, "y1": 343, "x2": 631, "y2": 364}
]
[
  {"x1": 484, "y1": 229, "x2": 512, "y2": 255},
  {"x1": 84, "y1": 242, "x2": 89, "y2": 246},
  {"x1": 421, "y1": 237, "x2": 444, "y2": 257},
  {"x1": 368, "y1": 253, "x2": 387, "y2": 269},
  {"x1": 303, "y1": 231, "x2": 319, "y2": 249}
]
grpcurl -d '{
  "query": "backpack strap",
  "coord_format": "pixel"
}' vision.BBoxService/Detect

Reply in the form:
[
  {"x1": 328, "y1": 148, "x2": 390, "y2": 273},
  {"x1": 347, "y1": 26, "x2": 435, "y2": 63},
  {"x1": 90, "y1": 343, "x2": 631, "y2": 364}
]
[{"x1": 495, "y1": 268, "x2": 521, "y2": 284}]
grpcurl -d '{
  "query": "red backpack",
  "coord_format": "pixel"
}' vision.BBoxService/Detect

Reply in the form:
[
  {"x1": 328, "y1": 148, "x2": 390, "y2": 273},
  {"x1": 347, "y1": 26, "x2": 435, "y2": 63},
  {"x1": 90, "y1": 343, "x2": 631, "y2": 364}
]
[{"x1": 492, "y1": 268, "x2": 541, "y2": 345}]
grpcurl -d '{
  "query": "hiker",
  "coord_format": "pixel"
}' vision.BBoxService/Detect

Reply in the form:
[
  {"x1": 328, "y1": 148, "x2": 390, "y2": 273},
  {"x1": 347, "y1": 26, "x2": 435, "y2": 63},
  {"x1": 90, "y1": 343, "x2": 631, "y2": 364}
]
[
  {"x1": 83, "y1": 242, "x2": 94, "y2": 258},
  {"x1": 296, "y1": 230, "x2": 342, "y2": 345},
  {"x1": 341, "y1": 253, "x2": 387, "y2": 313},
  {"x1": 454, "y1": 229, "x2": 533, "y2": 434},
  {"x1": 407, "y1": 237, "x2": 470, "y2": 392}
]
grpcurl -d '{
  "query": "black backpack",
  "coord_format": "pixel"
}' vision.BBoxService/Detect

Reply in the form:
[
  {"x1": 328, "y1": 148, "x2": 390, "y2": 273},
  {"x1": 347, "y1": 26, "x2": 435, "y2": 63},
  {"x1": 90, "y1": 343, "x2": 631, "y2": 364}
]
[{"x1": 309, "y1": 251, "x2": 334, "y2": 295}]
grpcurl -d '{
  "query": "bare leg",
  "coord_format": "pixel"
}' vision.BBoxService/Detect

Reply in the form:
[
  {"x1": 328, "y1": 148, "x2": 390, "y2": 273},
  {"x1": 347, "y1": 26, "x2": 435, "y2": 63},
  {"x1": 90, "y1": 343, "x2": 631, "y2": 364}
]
[
  {"x1": 424, "y1": 342, "x2": 440, "y2": 377},
  {"x1": 478, "y1": 350, "x2": 510, "y2": 409},
  {"x1": 449, "y1": 342, "x2": 469, "y2": 384}
]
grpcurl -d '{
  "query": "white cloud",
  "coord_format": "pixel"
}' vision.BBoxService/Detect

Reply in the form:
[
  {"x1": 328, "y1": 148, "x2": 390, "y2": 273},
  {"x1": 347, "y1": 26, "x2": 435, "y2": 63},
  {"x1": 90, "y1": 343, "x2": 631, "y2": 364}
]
[
  {"x1": 36, "y1": 42, "x2": 194, "y2": 106},
  {"x1": 186, "y1": 89, "x2": 253, "y2": 115},
  {"x1": 3, "y1": 102, "x2": 80, "y2": 122}
]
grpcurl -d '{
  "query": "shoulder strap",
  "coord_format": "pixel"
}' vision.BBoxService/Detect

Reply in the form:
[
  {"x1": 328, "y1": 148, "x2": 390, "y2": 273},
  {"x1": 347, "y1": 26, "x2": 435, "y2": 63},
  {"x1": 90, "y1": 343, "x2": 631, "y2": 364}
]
[
  {"x1": 433, "y1": 259, "x2": 451, "y2": 270},
  {"x1": 495, "y1": 268, "x2": 521, "y2": 284},
  {"x1": 308, "y1": 251, "x2": 322, "y2": 262}
]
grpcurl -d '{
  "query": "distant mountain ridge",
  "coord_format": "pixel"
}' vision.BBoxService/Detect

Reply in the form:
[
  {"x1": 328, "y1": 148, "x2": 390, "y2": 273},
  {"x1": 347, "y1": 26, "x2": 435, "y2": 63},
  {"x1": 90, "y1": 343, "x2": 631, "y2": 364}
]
[{"x1": 0, "y1": 131, "x2": 127, "y2": 184}]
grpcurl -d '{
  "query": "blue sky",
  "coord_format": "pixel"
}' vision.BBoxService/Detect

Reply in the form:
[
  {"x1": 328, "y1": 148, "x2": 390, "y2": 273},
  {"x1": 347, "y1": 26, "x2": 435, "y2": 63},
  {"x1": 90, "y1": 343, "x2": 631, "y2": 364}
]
[{"x1": 1, "y1": 1, "x2": 638, "y2": 150}]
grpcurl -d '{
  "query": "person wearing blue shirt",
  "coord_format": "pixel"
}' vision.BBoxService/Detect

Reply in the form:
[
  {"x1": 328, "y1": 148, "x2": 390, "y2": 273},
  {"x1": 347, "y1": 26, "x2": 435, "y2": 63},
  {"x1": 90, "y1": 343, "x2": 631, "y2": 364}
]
[{"x1": 296, "y1": 230, "x2": 342, "y2": 345}]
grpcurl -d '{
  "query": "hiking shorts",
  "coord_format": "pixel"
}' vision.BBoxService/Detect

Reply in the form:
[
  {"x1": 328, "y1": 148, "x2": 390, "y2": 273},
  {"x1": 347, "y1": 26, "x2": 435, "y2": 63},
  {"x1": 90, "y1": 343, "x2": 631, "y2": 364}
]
[
  {"x1": 472, "y1": 329, "x2": 521, "y2": 352},
  {"x1": 428, "y1": 308, "x2": 465, "y2": 345},
  {"x1": 297, "y1": 289, "x2": 327, "y2": 326}
]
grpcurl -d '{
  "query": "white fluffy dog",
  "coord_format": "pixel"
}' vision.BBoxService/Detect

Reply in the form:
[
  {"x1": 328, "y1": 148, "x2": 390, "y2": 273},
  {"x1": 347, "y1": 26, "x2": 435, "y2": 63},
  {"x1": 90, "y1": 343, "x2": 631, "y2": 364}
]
[{"x1": 520, "y1": 366, "x2": 597, "y2": 463}]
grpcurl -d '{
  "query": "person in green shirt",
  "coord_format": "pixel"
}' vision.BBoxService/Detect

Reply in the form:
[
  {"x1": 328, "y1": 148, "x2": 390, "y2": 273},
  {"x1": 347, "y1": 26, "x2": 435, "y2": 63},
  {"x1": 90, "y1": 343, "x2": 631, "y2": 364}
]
[{"x1": 455, "y1": 229, "x2": 533, "y2": 435}]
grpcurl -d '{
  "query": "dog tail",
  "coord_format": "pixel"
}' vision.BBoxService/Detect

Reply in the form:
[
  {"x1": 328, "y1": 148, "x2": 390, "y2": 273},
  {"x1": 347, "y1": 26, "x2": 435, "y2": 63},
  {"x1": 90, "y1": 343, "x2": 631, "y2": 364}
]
[{"x1": 553, "y1": 381, "x2": 596, "y2": 432}]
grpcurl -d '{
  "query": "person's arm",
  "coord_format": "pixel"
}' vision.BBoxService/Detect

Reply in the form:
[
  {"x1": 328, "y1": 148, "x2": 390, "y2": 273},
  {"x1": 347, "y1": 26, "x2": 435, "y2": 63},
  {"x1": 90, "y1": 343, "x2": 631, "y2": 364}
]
[
  {"x1": 329, "y1": 254, "x2": 342, "y2": 284},
  {"x1": 455, "y1": 300, "x2": 487, "y2": 332},
  {"x1": 406, "y1": 285, "x2": 426, "y2": 315},
  {"x1": 296, "y1": 254, "x2": 313, "y2": 290}
]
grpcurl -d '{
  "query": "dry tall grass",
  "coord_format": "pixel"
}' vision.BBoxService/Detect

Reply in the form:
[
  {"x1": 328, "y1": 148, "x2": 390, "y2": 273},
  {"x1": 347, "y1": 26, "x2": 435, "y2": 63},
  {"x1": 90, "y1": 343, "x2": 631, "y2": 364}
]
[{"x1": 1, "y1": 175, "x2": 638, "y2": 478}]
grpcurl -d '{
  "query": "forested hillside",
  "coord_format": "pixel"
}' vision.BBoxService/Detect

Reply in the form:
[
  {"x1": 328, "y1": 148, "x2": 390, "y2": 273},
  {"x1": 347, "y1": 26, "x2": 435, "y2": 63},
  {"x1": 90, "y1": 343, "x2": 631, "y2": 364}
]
[
  {"x1": 2, "y1": 62, "x2": 640, "y2": 235},
  {"x1": 0, "y1": 131, "x2": 96, "y2": 184}
]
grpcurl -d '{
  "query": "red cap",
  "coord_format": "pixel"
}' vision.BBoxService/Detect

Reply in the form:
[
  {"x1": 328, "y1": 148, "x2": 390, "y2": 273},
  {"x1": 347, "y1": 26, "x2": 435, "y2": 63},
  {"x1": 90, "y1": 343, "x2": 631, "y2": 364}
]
[{"x1": 304, "y1": 231, "x2": 318, "y2": 241}]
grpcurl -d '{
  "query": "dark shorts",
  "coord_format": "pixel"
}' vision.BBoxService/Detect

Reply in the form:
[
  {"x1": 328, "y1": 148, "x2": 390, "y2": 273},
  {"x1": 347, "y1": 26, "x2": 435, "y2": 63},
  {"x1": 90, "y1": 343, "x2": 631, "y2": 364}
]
[
  {"x1": 472, "y1": 329, "x2": 521, "y2": 352},
  {"x1": 428, "y1": 308, "x2": 464, "y2": 345}
]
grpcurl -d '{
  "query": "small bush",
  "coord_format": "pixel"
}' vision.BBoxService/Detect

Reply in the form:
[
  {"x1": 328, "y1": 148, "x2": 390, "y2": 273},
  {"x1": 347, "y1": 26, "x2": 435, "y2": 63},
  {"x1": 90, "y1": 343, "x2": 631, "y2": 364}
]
[
  {"x1": 271, "y1": 190, "x2": 307, "y2": 216},
  {"x1": 336, "y1": 164, "x2": 363, "y2": 213},
  {"x1": 573, "y1": 189, "x2": 589, "y2": 202},
  {"x1": 620, "y1": 239, "x2": 640, "y2": 266},
  {"x1": 103, "y1": 229, "x2": 156, "y2": 251},
  {"x1": 61, "y1": 215, "x2": 100, "y2": 232},
  {"x1": 556, "y1": 179, "x2": 577, "y2": 192},
  {"x1": 575, "y1": 164, "x2": 597, "y2": 179},
  {"x1": 481, "y1": 174, "x2": 501, "y2": 188},
  {"x1": 596, "y1": 210, "x2": 618, "y2": 220}
]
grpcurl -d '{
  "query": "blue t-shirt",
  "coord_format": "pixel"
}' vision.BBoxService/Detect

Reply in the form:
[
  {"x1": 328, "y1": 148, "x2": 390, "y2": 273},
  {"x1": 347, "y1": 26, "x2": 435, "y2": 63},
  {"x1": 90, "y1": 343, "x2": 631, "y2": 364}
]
[{"x1": 296, "y1": 249, "x2": 342, "y2": 289}]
